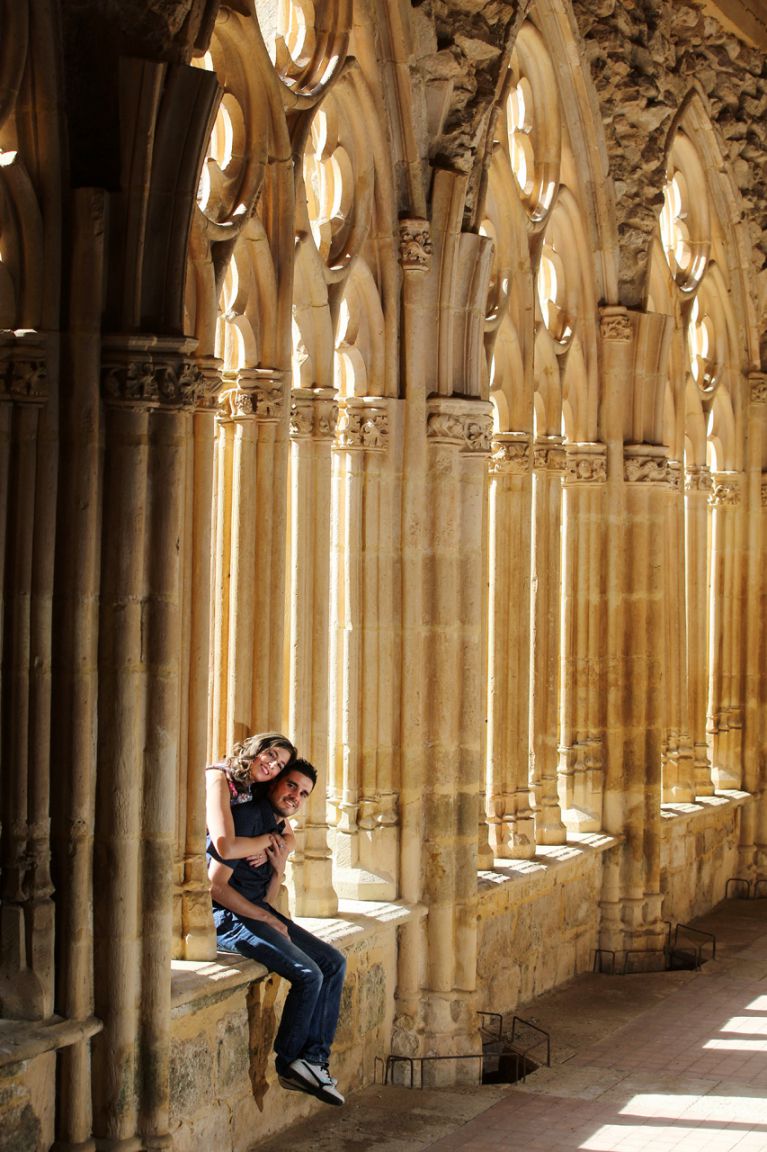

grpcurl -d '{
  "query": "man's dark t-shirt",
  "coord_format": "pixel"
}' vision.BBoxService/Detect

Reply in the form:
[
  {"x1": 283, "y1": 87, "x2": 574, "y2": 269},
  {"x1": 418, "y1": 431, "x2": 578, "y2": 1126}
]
[{"x1": 206, "y1": 793, "x2": 283, "y2": 908}]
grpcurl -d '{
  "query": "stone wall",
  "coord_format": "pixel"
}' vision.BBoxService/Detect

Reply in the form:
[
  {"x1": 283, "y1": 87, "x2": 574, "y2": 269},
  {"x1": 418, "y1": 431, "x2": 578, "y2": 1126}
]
[
  {"x1": 0, "y1": 1053, "x2": 54, "y2": 1152},
  {"x1": 476, "y1": 837, "x2": 614, "y2": 1016},
  {"x1": 660, "y1": 793, "x2": 750, "y2": 925},
  {"x1": 168, "y1": 905, "x2": 405, "y2": 1150}
]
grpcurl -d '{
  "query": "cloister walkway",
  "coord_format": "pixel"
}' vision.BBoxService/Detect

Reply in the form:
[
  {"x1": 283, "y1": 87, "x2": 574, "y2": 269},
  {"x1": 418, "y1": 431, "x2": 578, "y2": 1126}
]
[{"x1": 255, "y1": 899, "x2": 767, "y2": 1152}]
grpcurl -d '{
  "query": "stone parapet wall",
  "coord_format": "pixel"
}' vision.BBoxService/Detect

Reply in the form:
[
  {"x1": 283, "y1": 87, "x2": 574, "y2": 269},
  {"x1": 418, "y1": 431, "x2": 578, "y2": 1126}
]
[
  {"x1": 660, "y1": 792, "x2": 751, "y2": 925},
  {"x1": 476, "y1": 835, "x2": 617, "y2": 1017},
  {"x1": 168, "y1": 902, "x2": 411, "y2": 1151}
]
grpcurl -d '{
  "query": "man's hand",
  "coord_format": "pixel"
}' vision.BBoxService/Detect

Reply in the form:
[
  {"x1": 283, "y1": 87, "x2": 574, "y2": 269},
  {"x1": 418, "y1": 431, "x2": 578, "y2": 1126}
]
[
  {"x1": 266, "y1": 831, "x2": 291, "y2": 877},
  {"x1": 252, "y1": 905, "x2": 290, "y2": 938}
]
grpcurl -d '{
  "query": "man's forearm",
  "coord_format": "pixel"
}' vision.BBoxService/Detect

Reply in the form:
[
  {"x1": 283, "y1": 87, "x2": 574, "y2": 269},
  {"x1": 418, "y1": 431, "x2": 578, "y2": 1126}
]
[{"x1": 212, "y1": 880, "x2": 288, "y2": 927}]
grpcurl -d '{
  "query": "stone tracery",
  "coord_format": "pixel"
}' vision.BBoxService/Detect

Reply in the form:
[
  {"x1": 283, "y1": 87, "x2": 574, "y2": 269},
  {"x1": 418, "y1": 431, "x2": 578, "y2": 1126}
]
[{"x1": 1, "y1": 1, "x2": 766, "y2": 1148}]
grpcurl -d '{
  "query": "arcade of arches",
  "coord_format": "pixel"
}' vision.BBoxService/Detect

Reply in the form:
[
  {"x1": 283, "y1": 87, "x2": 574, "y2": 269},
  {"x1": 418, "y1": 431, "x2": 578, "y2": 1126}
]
[{"x1": 1, "y1": 1, "x2": 766, "y2": 1148}]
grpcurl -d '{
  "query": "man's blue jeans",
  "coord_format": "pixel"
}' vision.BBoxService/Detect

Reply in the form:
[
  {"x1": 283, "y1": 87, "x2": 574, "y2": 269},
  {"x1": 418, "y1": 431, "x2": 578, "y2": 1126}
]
[{"x1": 214, "y1": 904, "x2": 346, "y2": 1067}]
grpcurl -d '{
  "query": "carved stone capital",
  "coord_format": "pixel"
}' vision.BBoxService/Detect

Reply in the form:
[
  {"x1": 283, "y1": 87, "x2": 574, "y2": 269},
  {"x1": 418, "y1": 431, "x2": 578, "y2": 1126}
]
[
  {"x1": 426, "y1": 397, "x2": 493, "y2": 454},
  {"x1": 533, "y1": 436, "x2": 565, "y2": 473},
  {"x1": 194, "y1": 356, "x2": 225, "y2": 411},
  {"x1": 490, "y1": 431, "x2": 531, "y2": 475},
  {"x1": 684, "y1": 464, "x2": 712, "y2": 494},
  {"x1": 0, "y1": 332, "x2": 48, "y2": 404},
  {"x1": 599, "y1": 306, "x2": 632, "y2": 343},
  {"x1": 335, "y1": 397, "x2": 390, "y2": 451},
  {"x1": 709, "y1": 471, "x2": 742, "y2": 508},
  {"x1": 399, "y1": 219, "x2": 432, "y2": 271},
  {"x1": 749, "y1": 372, "x2": 767, "y2": 405},
  {"x1": 218, "y1": 368, "x2": 285, "y2": 423},
  {"x1": 101, "y1": 336, "x2": 203, "y2": 410},
  {"x1": 667, "y1": 460, "x2": 682, "y2": 491},
  {"x1": 290, "y1": 387, "x2": 338, "y2": 440},
  {"x1": 564, "y1": 442, "x2": 607, "y2": 485},
  {"x1": 623, "y1": 445, "x2": 668, "y2": 485}
]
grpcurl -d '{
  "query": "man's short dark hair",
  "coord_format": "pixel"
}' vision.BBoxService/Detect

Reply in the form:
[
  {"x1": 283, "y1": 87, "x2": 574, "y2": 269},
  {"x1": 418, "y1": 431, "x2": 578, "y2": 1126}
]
[{"x1": 291, "y1": 757, "x2": 317, "y2": 788}]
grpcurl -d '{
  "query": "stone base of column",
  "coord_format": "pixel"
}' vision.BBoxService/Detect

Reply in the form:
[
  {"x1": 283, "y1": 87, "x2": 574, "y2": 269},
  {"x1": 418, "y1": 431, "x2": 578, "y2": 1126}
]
[
  {"x1": 561, "y1": 806, "x2": 601, "y2": 834},
  {"x1": 488, "y1": 815, "x2": 535, "y2": 860},
  {"x1": 391, "y1": 990, "x2": 481, "y2": 1087},
  {"x1": 598, "y1": 895, "x2": 666, "y2": 956},
  {"x1": 333, "y1": 866, "x2": 397, "y2": 901}
]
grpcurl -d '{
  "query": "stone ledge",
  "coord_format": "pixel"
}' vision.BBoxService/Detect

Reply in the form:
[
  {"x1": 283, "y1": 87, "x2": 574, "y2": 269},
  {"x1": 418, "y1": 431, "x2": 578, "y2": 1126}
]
[
  {"x1": 0, "y1": 1014, "x2": 102, "y2": 1070},
  {"x1": 660, "y1": 789, "x2": 751, "y2": 824},
  {"x1": 171, "y1": 899, "x2": 420, "y2": 1015},
  {"x1": 478, "y1": 831, "x2": 620, "y2": 894}
]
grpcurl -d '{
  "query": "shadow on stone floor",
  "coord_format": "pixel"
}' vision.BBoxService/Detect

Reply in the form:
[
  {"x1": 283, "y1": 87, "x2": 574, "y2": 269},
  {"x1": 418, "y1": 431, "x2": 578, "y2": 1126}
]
[{"x1": 250, "y1": 899, "x2": 767, "y2": 1152}]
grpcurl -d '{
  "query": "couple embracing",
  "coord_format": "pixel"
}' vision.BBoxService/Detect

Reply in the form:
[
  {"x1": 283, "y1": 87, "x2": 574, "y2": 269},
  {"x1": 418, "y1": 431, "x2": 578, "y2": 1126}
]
[{"x1": 205, "y1": 732, "x2": 345, "y2": 1106}]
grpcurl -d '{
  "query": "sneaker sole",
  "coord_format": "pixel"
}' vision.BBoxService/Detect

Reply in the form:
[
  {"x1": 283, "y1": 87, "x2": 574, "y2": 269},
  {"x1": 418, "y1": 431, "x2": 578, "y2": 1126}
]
[{"x1": 278, "y1": 1073, "x2": 344, "y2": 1106}]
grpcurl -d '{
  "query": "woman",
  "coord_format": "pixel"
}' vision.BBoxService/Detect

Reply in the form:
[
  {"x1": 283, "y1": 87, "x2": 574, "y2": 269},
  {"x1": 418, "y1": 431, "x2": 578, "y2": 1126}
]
[{"x1": 206, "y1": 731, "x2": 297, "y2": 866}]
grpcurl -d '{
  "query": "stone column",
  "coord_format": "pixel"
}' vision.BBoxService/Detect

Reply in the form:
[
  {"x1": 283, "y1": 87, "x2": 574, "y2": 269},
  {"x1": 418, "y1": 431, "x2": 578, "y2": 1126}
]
[
  {"x1": 486, "y1": 432, "x2": 534, "y2": 858},
  {"x1": 178, "y1": 359, "x2": 221, "y2": 962},
  {"x1": 329, "y1": 396, "x2": 400, "y2": 900},
  {"x1": 708, "y1": 471, "x2": 744, "y2": 790},
  {"x1": 287, "y1": 387, "x2": 339, "y2": 916},
  {"x1": 741, "y1": 374, "x2": 766, "y2": 873},
  {"x1": 0, "y1": 333, "x2": 55, "y2": 1023},
  {"x1": 94, "y1": 337, "x2": 202, "y2": 1151},
  {"x1": 395, "y1": 396, "x2": 491, "y2": 1080},
  {"x1": 51, "y1": 190, "x2": 104, "y2": 1152},
  {"x1": 758, "y1": 463, "x2": 767, "y2": 874},
  {"x1": 558, "y1": 442, "x2": 607, "y2": 833},
  {"x1": 684, "y1": 463, "x2": 714, "y2": 795},
  {"x1": 605, "y1": 445, "x2": 668, "y2": 954},
  {"x1": 661, "y1": 461, "x2": 695, "y2": 803},
  {"x1": 530, "y1": 436, "x2": 566, "y2": 844},
  {"x1": 598, "y1": 302, "x2": 671, "y2": 956},
  {"x1": 210, "y1": 368, "x2": 287, "y2": 754}
]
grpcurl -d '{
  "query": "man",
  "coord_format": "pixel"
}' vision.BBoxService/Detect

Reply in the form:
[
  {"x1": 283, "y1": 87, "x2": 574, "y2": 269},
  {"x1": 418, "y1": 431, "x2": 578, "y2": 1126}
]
[{"x1": 207, "y1": 759, "x2": 346, "y2": 1106}]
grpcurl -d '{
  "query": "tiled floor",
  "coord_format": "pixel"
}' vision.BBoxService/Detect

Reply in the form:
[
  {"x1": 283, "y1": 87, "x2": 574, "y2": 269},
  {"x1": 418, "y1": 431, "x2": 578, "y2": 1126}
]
[{"x1": 255, "y1": 900, "x2": 767, "y2": 1152}]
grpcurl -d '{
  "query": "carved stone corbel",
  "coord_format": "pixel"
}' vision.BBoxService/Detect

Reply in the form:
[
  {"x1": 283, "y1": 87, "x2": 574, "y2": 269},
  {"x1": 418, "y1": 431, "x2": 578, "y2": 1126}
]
[
  {"x1": 749, "y1": 372, "x2": 767, "y2": 405},
  {"x1": 533, "y1": 435, "x2": 565, "y2": 473},
  {"x1": 101, "y1": 336, "x2": 204, "y2": 410},
  {"x1": 709, "y1": 472, "x2": 742, "y2": 508},
  {"x1": 623, "y1": 445, "x2": 668, "y2": 485},
  {"x1": 426, "y1": 397, "x2": 493, "y2": 454},
  {"x1": 599, "y1": 306, "x2": 632, "y2": 343},
  {"x1": 289, "y1": 387, "x2": 339, "y2": 440},
  {"x1": 564, "y1": 442, "x2": 607, "y2": 485},
  {"x1": 399, "y1": 219, "x2": 432, "y2": 272},
  {"x1": 335, "y1": 397, "x2": 390, "y2": 451},
  {"x1": 218, "y1": 368, "x2": 285, "y2": 423},
  {"x1": 490, "y1": 432, "x2": 532, "y2": 475},
  {"x1": 0, "y1": 332, "x2": 48, "y2": 405}
]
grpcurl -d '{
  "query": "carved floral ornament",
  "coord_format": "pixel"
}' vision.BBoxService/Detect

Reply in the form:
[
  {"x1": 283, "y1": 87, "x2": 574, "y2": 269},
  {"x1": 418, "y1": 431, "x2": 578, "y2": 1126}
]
[
  {"x1": 599, "y1": 308, "x2": 632, "y2": 343},
  {"x1": 750, "y1": 373, "x2": 767, "y2": 405},
  {"x1": 564, "y1": 443, "x2": 607, "y2": 485},
  {"x1": 709, "y1": 473, "x2": 742, "y2": 508},
  {"x1": 289, "y1": 388, "x2": 339, "y2": 440},
  {"x1": 623, "y1": 449, "x2": 668, "y2": 485},
  {"x1": 398, "y1": 219, "x2": 432, "y2": 272},
  {"x1": 490, "y1": 433, "x2": 531, "y2": 475},
  {"x1": 684, "y1": 464, "x2": 713, "y2": 493},
  {"x1": 0, "y1": 354, "x2": 48, "y2": 404},
  {"x1": 761, "y1": 475, "x2": 767, "y2": 508},
  {"x1": 101, "y1": 355, "x2": 206, "y2": 410},
  {"x1": 335, "y1": 400, "x2": 389, "y2": 451},
  {"x1": 426, "y1": 399, "x2": 493, "y2": 454},
  {"x1": 533, "y1": 437, "x2": 565, "y2": 472},
  {"x1": 667, "y1": 460, "x2": 682, "y2": 492},
  {"x1": 217, "y1": 371, "x2": 285, "y2": 423}
]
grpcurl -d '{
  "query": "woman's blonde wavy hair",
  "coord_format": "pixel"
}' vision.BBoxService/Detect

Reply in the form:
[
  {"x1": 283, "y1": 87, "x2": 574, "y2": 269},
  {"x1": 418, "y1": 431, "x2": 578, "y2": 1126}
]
[{"x1": 225, "y1": 731, "x2": 297, "y2": 787}]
